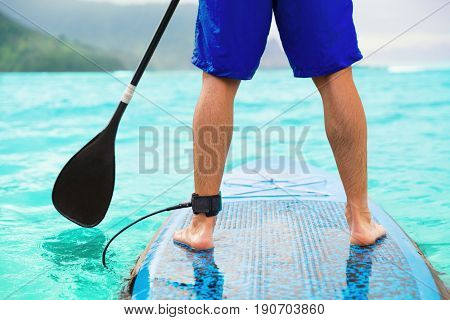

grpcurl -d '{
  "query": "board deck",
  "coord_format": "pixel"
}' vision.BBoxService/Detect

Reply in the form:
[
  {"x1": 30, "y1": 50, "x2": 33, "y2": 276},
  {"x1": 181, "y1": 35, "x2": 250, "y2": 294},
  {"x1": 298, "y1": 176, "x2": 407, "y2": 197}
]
[{"x1": 130, "y1": 159, "x2": 446, "y2": 300}]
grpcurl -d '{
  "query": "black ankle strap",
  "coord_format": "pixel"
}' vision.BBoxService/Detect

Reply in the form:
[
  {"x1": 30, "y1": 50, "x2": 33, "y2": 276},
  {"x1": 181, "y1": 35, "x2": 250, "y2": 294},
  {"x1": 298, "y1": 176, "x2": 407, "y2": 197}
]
[{"x1": 191, "y1": 192, "x2": 222, "y2": 217}]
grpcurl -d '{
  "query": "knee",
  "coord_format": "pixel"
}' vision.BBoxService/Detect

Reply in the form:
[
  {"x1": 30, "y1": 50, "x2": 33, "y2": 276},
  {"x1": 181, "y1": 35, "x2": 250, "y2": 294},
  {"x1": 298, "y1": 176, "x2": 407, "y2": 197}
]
[
  {"x1": 202, "y1": 72, "x2": 240, "y2": 91},
  {"x1": 312, "y1": 67, "x2": 353, "y2": 95}
]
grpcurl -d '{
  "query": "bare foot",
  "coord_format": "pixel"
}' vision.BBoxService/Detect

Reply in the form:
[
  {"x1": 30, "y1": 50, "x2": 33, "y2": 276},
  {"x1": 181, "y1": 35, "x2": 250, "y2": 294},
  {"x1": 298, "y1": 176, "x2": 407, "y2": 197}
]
[
  {"x1": 173, "y1": 214, "x2": 216, "y2": 251},
  {"x1": 345, "y1": 205, "x2": 386, "y2": 246}
]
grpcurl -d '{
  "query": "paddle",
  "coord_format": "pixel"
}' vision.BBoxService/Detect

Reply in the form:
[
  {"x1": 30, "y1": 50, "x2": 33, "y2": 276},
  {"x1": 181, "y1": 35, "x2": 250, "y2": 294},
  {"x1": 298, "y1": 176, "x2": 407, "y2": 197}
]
[{"x1": 52, "y1": 0, "x2": 181, "y2": 227}]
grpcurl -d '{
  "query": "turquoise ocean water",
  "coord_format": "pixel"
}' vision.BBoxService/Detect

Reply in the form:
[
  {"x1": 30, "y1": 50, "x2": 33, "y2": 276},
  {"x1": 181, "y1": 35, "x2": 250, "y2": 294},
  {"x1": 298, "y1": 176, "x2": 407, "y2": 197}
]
[{"x1": 0, "y1": 67, "x2": 449, "y2": 299}]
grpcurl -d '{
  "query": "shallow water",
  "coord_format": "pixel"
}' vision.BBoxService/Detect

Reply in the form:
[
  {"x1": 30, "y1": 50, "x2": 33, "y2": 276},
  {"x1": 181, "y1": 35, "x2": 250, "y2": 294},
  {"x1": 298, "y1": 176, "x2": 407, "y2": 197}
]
[{"x1": 0, "y1": 67, "x2": 449, "y2": 299}]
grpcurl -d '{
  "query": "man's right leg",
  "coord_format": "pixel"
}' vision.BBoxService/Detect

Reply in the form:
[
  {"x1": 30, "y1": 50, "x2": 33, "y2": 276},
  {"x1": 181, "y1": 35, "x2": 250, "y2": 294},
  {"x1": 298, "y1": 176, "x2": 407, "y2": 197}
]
[
  {"x1": 173, "y1": 72, "x2": 240, "y2": 250},
  {"x1": 313, "y1": 68, "x2": 386, "y2": 246}
]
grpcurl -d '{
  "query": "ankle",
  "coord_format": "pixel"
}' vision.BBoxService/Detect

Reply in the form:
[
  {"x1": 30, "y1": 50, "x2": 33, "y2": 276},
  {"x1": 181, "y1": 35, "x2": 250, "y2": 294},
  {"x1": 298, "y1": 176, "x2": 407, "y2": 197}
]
[
  {"x1": 190, "y1": 214, "x2": 216, "y2": 230},
  {"x1": 346, "y1": 199, "x2": 369, "y2": 212},
  {"x1": 346, "y1": 201, "x2": 372, "y2": 225}
]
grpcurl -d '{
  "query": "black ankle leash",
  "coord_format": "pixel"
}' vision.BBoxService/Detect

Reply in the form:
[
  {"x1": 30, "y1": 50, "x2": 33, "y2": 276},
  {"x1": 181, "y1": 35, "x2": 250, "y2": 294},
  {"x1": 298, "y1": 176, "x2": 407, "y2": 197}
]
[
  {"x1": 192, "y1": 192, "x2": 222, "y2": 217},
  {"x1": 102, "y1": 193, "x2": 222, "y2": 268}
]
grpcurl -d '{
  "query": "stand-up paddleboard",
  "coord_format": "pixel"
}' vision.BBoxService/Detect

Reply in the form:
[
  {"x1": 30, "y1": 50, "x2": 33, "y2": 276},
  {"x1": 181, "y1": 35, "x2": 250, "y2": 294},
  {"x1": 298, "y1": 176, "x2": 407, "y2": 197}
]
[{"x1": 128, "y1": 158, "x2": 447, "y2": 299}]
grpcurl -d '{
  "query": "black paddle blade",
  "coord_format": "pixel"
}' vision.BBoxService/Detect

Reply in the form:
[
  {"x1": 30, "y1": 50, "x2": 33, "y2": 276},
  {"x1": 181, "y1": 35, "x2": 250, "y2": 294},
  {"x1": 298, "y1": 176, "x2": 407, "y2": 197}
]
[{"x1": 52, "y1": 102, "x2": 126, "y2": 227}]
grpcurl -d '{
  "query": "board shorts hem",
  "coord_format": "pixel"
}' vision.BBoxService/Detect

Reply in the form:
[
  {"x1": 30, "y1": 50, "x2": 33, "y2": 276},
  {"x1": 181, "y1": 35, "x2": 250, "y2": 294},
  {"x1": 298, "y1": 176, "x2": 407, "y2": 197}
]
[
  {"x1": 292, "y1": 50, "x2": 363, "y2": 78},
  {"x1": 192, "y1": 56, "x2": 255, "y2": 81}
]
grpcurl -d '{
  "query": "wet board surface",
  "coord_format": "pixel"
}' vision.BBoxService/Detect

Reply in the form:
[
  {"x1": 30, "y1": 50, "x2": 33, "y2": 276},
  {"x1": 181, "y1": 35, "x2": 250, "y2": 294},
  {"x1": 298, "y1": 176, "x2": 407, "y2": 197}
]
[{"x1": 131, "y1": 159, "x2": 445, "y2": 300}]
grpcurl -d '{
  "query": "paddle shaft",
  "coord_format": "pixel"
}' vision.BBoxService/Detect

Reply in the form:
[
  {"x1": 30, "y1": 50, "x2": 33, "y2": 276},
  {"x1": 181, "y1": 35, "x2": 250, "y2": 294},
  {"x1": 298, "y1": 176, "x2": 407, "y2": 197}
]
[
  {"x1": 105, "y1": 0, "x2": 180, "y2": 134},
  {"x1": 51, "y1": 0, "x2": 180, "y2": 227},
  {"x1": 119, "y1": 0, "x2": 180, "y2": 106}
]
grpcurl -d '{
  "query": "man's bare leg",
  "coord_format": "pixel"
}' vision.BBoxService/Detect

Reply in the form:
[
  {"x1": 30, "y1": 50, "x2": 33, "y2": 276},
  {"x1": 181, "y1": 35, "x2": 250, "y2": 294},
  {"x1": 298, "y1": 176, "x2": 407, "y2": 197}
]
[
  {"x1": 173, "y1": 73, "x2": 240, "y2": 250},
  {"x1": 313, "y1": 67, "x2": 386, "y2": 246}
]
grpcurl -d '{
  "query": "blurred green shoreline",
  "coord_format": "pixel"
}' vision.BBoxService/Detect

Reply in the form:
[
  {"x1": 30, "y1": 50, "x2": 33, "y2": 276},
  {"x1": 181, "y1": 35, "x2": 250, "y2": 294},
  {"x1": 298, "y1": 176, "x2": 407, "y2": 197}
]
[{"x1": 2, "y1": 0, "x2": 448, "y2": 73}]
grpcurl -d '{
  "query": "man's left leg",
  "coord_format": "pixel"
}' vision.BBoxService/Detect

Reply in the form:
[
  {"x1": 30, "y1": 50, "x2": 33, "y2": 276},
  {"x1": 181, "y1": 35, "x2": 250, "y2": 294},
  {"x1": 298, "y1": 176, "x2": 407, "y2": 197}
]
[
  {"x1": 174, "y1": 0, "x2": 272, "y2": 250},
  {"x1": 173, "y1": 73, "x2": 240, "y2": 250}
]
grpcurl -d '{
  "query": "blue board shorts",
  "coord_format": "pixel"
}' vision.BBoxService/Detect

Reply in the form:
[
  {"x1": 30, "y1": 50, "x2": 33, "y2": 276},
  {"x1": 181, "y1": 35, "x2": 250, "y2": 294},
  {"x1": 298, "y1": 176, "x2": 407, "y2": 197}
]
[{"x1": 192, "y1": 0, "x2": 363, "y2": 80}]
